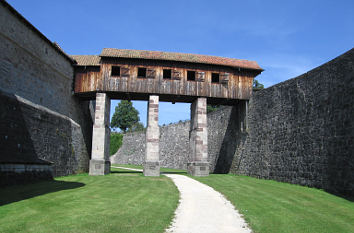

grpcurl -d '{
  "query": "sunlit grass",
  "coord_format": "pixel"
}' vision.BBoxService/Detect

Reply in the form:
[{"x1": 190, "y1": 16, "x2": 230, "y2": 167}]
[
  {"x1": 3, "y1": 165, "x2": 350, "y2": 233},
  {"x1": 193, "y1": 174, "x2": 354, "y2": 233},
  {"x1": 0, "y1": 168, "x2": 179, "y2": 233}
]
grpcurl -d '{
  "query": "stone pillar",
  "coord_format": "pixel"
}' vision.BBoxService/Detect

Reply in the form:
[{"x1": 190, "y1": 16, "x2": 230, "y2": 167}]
[
  {"x1": 89, "y1": 93, "x2": 111, "y2": 175},
  {"x1": 188, "y1": 97, "x2": 209, "y2": 176},
  {"x1": 144, "y1": 95, "x2": 160, "y2": 176}
]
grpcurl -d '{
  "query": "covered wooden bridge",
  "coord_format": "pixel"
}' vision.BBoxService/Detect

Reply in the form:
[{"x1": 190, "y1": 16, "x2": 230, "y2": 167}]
[{"x1": 72, "y1": 49, "x2": 263, "y2": 176}]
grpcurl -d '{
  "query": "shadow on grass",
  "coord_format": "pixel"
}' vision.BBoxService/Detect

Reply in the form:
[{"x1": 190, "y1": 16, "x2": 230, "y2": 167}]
[{"x1": 0, "y1": 180, "x2": 85, "y2": 206}]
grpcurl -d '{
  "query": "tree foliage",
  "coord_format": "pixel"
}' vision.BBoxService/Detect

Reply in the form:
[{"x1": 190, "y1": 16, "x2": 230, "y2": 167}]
[
  {"x1": 253, "y1": 79, "x2": 264, "y2": 89},
  {"x1": 109, "y1": 132, "x2": 123, "y2": 156},
  {"x1": 127, "y1": 122, "x2": 145, "y2": 132},
  {"x1": 207, "y1": 105, "x2": 220, "y2": 113},
  {"x1": 111, "y1": 100, "x2": 140, "y2": 132}
]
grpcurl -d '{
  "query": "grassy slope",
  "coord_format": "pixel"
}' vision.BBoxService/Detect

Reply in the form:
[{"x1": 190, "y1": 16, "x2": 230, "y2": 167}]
[
  {"x1": 0, "y1": 168, "x2": 179, "y2": 233},
  {"x1": 193, "y1": 174, "x2": 354, "y2": 233}
]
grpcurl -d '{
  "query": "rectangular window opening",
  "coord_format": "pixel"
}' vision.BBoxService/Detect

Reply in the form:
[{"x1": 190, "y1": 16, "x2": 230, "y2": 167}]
[
  {"x1": 137, "y1": 67, "x2": 147, "y2": 78},
  {"x1": 111, "y1": 66, "x2": 120, "y2": 76},
  {"x1": 187, "y1": 70, "x2": 195, "y2": 81},
  {"x1": 163, "y1": 69, "x2": 171, "y2": 79},
  {"x1": 212, "y1": 73, "x2": 220, "y2": 83}
]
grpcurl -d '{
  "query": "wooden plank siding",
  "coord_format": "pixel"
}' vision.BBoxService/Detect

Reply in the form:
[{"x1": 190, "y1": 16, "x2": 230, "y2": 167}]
[{"x1": 74, "y1": 58, "x2": 259, "y2": 104}]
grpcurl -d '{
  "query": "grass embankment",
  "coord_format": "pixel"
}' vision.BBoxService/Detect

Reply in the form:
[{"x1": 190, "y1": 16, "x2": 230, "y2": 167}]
[
  {"x1": 0, "y1": 167, "x2": 179, "y2": 233},
  {"x1": 193, "y1": 174, "x2": 354, "y2": 233}
]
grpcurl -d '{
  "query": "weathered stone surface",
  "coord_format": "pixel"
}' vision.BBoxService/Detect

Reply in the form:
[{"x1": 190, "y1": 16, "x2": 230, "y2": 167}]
[
  {"x1": 89, "y1": 160, "x2": 110, "y2": 176},
  {"x1": 111, "y1": 120, "x2": 190, "y2": 169},
  {"x1": 144, "y1": 95, "x2": 160, "y2": 176},
  {"x1": 143, "y1": 161, "x2": 160, "y2": 176},
  {"x1": 187, "y1": 162, "x2": 209, "y2": 176},
  {"x1": 189, "y1": 98, "x2": 209, "y2": 176},
  {"x1": 209, "y1": 101, "x2": 248, "y2": 173},
  {"x1": 111, "y1": 105, "x2": 242, "y2": 172},
  {"x1": 89, "y1": 93, "x2": 111, "y2": 175},
  {"x1": 231, "y1": 48, "x2": 354, "y2": 196},
  {"x1": 0, "y1": 163, "x2": 53, "y2": 186},
  {"x1": 0, "y1": 3, "x2": 92, "y2": 183},
  {"x1": 0, "y1": 90, "x2": 90, "y2": 178}
]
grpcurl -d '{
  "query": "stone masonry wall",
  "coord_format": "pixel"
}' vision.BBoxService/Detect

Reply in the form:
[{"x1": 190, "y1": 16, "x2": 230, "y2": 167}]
[
  {"x1": 1, "y1": 90, "x2": 89, "y2": 177},
  {"x1": 111, "y1": 104, "x2": 245, "y2": 172},
  {"x1": 111, "y1": 121, "x2": 190, "y2": 169},
  {"x1": 231, "y1": 48, "x2": 354, "y2": 196},
  {"x1": 0, "y1": 3, "x2": 92, "y2": 179}
]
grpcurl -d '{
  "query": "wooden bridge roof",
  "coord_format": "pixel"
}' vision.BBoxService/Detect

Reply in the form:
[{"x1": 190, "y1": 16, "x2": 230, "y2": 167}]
[
  {"x1": 101, "y1": 48, "x2": 263, "y2": 71},
  {"x1": 71, "y1": 55, "x2": 101, "y2": 66},
  {"x1": 72, "y1": 49, "x2": 263, "y2": 71}
]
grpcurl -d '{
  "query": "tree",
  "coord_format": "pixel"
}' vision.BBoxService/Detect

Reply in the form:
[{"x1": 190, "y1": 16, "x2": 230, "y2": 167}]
[
  {"x1": 253, "y1": 79, "x2": 264, "y2": 89},
  {"x1": 127, "y1": 122, "x2": 145, "y2": 132},
  {"x1": 111, "y1": 100, "x2": 139, "y2": 132},
  {"x1": 207, "y1": 105, "x2": 220, "y2": 113}
]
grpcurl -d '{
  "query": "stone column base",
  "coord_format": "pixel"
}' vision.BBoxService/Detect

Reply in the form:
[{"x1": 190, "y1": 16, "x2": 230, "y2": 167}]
[
  {"x1": 143, "y1": 161, "x2": 160, "y2": 176},
  {"x1": 187, "y1": 161, "x2": 209, "y2": 176},
  {"x1": 89, "y1": 160, "x2": 110, "y2": 175}
]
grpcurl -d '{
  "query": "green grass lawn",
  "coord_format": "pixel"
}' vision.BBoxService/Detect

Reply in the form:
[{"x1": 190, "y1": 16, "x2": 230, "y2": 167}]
[
  {"x1": 2, "y1": 166, "x2": 353, "y2": 233},
  {"x1": 0, "y1": 167, "x2": 179, "y2": 233},
  {"x1": 193, "y1": 174, "x2": 354, "y2": 233}
]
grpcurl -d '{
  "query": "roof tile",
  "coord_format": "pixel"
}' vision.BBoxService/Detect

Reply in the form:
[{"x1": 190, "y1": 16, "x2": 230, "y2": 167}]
[
  {"x1": 71, "y1": 55, "x2": 101, "y2": 66},
  {"x1": 100, "y1": 48, "x2": 263, "y2": 71}
]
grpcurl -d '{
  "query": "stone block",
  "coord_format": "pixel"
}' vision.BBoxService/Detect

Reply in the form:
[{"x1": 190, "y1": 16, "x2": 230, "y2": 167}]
[
  {"x1": 189, "y1": 97, "x2": 208, "y2": 172},
  {"x1": 89, "y1": 159, "x2": 110, "y2": 175},
  {"x1": 187, "y1": 161, "x2": 209, "y2": 176},
  {"x1": 144, "y1": 95, "x2": 160, "y2": 176},
  {"x1": 143, "y1": 161, "x2": 160, "y2": 176},
  {"x1": 89, "y1": 93, "x2": 111, "y2": 175}
]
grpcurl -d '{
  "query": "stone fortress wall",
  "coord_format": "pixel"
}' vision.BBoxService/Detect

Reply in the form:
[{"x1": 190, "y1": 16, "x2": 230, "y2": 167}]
[
  {"x1": 232, "y1": 48, "x2": 354, "y2": 196},
  {"x1": 112, "y1": 48, "x2": 354, "y2": 196},
  {"x1": 0, "y1": 2, "x2": 92, "y2": 184}
]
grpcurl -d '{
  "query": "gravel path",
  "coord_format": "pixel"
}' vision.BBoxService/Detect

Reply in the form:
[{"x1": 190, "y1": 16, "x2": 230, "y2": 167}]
[
  {"x1": 111, "y1": 167, "x2": 251, "y2": 233},
  {"x1": 165, "y1": 174, "x2": 252, "y2": 233}
]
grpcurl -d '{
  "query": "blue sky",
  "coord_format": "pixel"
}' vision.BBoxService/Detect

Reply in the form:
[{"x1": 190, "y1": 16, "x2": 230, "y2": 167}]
[{"x1": 8, "y1": 0, "x2": 354, "y2": 127}]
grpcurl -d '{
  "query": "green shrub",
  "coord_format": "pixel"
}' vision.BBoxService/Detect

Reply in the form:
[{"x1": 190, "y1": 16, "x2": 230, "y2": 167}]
[{"x1": 110, "y1": 132, "x2": 123, "y2": 156}]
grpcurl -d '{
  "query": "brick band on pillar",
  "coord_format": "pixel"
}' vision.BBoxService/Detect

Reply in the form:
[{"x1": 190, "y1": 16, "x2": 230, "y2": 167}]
[
  {"x1": 188, "y1": 97, "x2": 209, "y2": 176},
  {"x1": 144, "y1": 95, "x2": 160, "y2": 176},
  {"x1": 89, "y1": 93, "x2": 111, "y2": 175}
]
